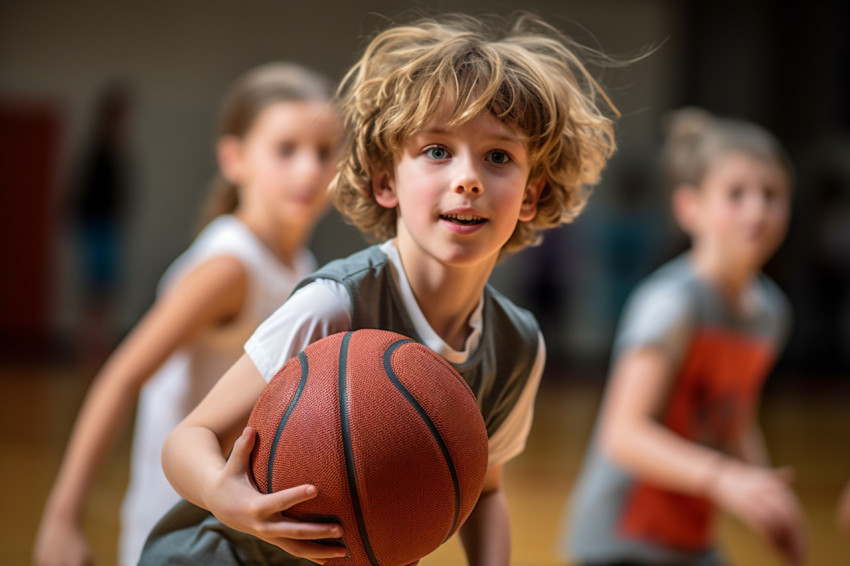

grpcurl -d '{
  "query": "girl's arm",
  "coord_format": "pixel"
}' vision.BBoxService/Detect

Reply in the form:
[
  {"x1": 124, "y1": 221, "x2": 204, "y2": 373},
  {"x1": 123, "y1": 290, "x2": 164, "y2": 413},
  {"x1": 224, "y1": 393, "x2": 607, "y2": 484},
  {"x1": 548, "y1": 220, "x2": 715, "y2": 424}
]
[
  {"x1": 161, "y1": 354, "x2": 347, "y2": 562},
  {"x1": 600, "y1": 347, "x2": 805, "y2": 565},
  {"x1": 458, "y1": 465, "x2": 510, "y2": 566},
  {"x1": 34, "y1": 256, "x2": 248, "y2": 566}
]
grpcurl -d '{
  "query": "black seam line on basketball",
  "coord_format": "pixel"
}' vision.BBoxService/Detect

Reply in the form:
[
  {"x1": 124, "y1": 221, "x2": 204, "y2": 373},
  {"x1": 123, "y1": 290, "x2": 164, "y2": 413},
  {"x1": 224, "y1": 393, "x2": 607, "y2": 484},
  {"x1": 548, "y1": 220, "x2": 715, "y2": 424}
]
[
  {"x1": 339, "y1": 331, "x2": 381, "y2": 566},
  {"x1": 267, "y1": 351, "x2": 310, "y2": 495},
  {"x1": 383, "y1": 339, "x2": 461, "y2": 543}
]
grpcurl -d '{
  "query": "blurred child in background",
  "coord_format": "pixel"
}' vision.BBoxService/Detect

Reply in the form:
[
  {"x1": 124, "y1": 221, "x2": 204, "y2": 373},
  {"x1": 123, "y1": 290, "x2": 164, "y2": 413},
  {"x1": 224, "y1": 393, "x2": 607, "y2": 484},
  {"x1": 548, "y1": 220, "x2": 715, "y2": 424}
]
[
  {"x1": 70, "y1": 80, "x2": 134, "y2": 368},
  {"x1": 562, "y1": 108, "x2": 806, "y2": 566},
  {"x1": 34, "y1": 62, "x2": 341, "y2": 566}
]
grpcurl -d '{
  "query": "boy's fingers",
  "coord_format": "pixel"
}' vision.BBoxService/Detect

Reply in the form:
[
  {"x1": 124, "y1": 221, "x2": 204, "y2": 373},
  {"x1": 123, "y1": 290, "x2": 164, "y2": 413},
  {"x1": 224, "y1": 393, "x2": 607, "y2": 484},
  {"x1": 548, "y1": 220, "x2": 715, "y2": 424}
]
[
  {"x1": 265, "y1": 484, "x2": 320, "y2": 513},
  {"x1": 774, "y1": 528, "x2": 805, "y2": 566},
  {"x1": 774, "y1": 466, "x2": 795, "y2": 484},
  {"x1": 758, "y1": 495, "x2": 805, "y2": 566},
  {"x1": 227, "y1": 427, "x2": 256, "y2": 474},
  {"x1": 273, "y1": 539, "x2": 348, "y2": 562},
  {"x1": 268, "y1": 516, "x2": 344, "y2": 541},
  {"x1": 762, "y1": 497, "x2": 801, "y2": 536},
  {"x1": 256, "y1": 485, "x2": 343, "y2": 540}
]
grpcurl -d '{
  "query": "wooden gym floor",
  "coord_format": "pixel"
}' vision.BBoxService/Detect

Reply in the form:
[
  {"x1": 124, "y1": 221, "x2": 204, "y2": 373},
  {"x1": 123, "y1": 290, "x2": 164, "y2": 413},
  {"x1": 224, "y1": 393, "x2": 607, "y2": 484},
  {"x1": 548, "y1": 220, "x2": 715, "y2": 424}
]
[{"x1": 2, "y1": 360, "x2": 849, "y2": 565}]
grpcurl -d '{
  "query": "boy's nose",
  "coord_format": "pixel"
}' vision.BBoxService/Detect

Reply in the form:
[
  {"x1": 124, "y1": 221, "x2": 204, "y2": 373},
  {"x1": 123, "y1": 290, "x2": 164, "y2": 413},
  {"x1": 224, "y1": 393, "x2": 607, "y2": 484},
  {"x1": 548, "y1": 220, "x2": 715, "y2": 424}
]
[
  {"x1": 452, "y1": 159, "x2": 483, "y2": 196},
  {"x1": 454, "y1": 183, "x2": 481, "y2": 195},
  {"x1": 746, "y1": 192, "x2": 773, "y2": 220}
]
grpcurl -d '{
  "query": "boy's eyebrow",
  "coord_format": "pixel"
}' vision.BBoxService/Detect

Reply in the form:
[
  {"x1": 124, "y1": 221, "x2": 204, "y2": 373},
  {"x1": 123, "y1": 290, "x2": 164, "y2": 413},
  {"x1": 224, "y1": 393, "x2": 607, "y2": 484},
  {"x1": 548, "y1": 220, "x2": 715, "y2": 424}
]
[
  {"x1": 418, "y1": 126, "x2": 450, "y2": 135},
  {"x1": 417, "y1": 127, "x2": 526, "y2": 144}
]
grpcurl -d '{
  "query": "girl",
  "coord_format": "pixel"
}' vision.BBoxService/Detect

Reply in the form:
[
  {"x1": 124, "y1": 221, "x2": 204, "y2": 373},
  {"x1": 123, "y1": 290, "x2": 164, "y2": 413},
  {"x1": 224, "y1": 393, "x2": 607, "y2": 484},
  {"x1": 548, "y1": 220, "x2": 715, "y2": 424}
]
[
  {"x1": 563, "y1": 108, "x2": 806, "y2": 566},
  {"x1": 34, "y1": 62, "x2": 341, "y2": 566},
  {"x1": 139, "y1": 13, "x2": 617, "y2": 566}
]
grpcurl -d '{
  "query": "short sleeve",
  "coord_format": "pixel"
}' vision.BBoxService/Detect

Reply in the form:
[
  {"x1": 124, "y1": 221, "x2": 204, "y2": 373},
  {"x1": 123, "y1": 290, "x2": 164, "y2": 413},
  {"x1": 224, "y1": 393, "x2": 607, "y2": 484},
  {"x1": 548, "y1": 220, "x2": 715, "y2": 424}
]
[
  {"x1": 775, "y1": 293, "x2": 793, "y2": 349},
  {"x1": 612, "y1": 278, "x2": 697, "y2": 367},
  {"x1": 760, "y1": 275, "x2": 793, "y2": 350},
  {"x1": 245, "y1": 279, "x2": 352, "y2": 382}
]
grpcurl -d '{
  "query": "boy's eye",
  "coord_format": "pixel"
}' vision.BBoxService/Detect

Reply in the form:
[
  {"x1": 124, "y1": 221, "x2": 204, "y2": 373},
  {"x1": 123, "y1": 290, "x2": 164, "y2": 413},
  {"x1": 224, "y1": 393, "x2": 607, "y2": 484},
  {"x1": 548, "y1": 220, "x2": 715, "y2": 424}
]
[
  {"x1": 728, "y1": 185, "x2": 745, "y2": 202},
  {"x1": 317, "y1": 144, "x2": 333, "y2": 163},
  {"x1": 486, "y1": 150, "x2": 511, "y2": 165},
  {"x1": 424, "y1": 146, "x2": 449, "y2": 160},
  {"x1": 763, "y1": 186, "x2": 784, "y2": 205},
  {"x1": 278, "y1": 142, "x2": 296, "y2": 157}
]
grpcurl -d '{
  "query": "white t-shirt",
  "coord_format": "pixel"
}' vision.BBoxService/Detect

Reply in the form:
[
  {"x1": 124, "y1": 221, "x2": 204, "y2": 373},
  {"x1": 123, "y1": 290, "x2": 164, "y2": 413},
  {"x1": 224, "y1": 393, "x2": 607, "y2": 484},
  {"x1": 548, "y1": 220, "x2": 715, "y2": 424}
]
[{"x1": 245, "y1": 240, "x2": 545, "y2": 468}]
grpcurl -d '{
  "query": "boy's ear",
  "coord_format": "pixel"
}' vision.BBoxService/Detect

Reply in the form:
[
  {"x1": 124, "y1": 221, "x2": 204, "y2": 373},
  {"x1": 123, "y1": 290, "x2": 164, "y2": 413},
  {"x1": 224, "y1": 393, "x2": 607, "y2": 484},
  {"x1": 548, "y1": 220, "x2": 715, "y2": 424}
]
[
  {"x1": 217, "y1": 136, "x2": 244, "y2": 185},
  {"x1": 372, "y1": 168, "x2": 398, "y2": 209},
  {"x1": 518, "y1": 177, "x2": 546, "y2": 222},
  {"x1": 672, "y1": 184, "x2": 700, "y2": 234}
]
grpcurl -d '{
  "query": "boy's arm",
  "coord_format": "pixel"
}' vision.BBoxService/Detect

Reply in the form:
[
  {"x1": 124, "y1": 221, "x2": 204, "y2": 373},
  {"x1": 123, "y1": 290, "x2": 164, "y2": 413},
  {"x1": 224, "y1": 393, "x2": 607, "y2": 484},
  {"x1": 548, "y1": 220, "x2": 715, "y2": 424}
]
[
  {"x1": 459, "y1": 465, "x2": 510, "y2": 566},
  {"x1": 161, "y1": 354, "x2": 348, "y2": 562},
  {"x1": 161, "y1": 355, "x2": 267, "y2": 505},
  {"x1": 727, "y1": 414, "x2": 771, "y2": 466},
  {"x1": 600, "y1": 346, "x2": 805, "y2": 565},
  {"x1": 455, "y1": 333, "x2": 543, "y2": 565},
  {"x1": 600, "y1": 347, "x2": 734, "y2": 493}
]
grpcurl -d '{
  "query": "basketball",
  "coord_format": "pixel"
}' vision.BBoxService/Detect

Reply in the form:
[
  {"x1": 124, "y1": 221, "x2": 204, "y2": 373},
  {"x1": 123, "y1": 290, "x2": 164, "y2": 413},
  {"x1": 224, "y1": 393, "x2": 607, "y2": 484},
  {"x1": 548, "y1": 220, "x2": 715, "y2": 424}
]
[{"x1": 247, "y1": 329, "x2": 489, "y2": 565}]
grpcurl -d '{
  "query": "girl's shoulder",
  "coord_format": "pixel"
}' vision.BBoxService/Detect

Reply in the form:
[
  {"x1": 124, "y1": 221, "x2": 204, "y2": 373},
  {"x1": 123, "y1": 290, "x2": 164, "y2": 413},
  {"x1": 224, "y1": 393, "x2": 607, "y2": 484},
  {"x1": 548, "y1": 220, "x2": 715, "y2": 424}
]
[
  {"x1": 189, "y1": 215, "x2": 265, "y2": 264},
  {"x1": 162, "y1": 215, "x2": 313, "y2": 293},
  {"x1": 626, "y1": 255, "x2": 703, "y2": 315},
  {"x1": 156, "y1": 216, "x2": 247, "y2": 291}
]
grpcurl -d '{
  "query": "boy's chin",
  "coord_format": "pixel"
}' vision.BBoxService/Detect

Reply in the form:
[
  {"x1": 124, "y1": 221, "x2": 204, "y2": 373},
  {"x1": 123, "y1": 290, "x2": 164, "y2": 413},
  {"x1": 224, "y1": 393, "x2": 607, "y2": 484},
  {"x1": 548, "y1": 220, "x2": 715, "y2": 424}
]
[
  {"x1": 732, "y1": 247, "x2": 777, "y2": 271},
  {"x1": 436, "y1": 247, "x2": 501, "y2": 269}
]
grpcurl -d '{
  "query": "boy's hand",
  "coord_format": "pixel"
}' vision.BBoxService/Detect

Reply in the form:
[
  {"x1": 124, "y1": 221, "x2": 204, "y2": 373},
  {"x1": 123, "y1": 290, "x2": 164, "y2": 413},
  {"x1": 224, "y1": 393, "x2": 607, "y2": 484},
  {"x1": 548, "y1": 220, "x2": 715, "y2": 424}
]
[
  {"x1": 32, "y1": 518, "x2": 91, "y2": 566},
  {"x1": 204, "y1": 427, "x2": 347, "y2": 564},
  {"x1": 708, "y1": 462, "x2": 806, "y2": 566}
]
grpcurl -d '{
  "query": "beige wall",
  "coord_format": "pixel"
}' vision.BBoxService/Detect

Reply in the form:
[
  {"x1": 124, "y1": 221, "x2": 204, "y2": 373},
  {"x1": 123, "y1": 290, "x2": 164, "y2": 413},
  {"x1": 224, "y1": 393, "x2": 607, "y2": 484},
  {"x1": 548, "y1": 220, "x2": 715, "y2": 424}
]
[{"x1": 0, "y1": 0, "x2": 682, "y2": 353}]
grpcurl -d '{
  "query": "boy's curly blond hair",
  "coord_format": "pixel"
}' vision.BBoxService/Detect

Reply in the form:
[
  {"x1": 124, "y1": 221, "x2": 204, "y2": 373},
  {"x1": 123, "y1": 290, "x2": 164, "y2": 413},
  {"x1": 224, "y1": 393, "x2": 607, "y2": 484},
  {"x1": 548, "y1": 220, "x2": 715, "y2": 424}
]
[{"x1": 332, "y1": 13, "x2": 618, "y2": 254}]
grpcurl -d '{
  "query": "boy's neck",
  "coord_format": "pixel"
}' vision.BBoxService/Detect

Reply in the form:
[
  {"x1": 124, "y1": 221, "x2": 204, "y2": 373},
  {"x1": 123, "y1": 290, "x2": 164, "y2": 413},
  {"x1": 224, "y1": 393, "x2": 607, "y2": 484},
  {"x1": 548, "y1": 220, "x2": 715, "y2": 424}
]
[
  {"x1": 688, "y1": 244, "x2": 760, "y2": 309},
  {"x1": 393, "y1": 240, "x2": 495, "y2": 351}
]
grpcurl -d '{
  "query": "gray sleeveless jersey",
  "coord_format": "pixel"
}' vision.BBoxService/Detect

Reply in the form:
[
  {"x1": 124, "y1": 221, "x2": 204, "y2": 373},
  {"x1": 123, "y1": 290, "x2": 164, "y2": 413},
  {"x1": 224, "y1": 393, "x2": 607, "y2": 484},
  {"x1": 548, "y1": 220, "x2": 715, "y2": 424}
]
[
  {"x1": 293, "y1": 244, "x2": 541, "y2": 437},
  {"x1": 564, "y1": 254, "x2": 790, "y2": 565},
  {"x1": 139, "y1": 244, "x2": 541, "y2": 566}
]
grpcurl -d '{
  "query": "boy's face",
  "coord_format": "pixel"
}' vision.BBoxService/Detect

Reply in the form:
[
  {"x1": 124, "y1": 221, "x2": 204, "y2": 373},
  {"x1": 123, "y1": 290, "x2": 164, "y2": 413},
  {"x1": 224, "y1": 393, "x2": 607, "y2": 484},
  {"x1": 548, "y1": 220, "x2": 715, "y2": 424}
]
[
  {"x1": 373, "y1": 110, "x2": 543, "y2": 270},
  {"x1": 684, "y1": 150, "x2": 790, "y2": 268}
]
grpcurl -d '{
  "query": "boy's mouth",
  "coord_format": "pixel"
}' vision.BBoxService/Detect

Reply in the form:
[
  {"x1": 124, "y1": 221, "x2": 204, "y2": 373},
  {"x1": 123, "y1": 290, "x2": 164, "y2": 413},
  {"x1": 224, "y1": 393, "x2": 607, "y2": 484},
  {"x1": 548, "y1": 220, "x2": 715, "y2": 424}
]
[{"x1": 440, "y1": 213, "x2": 487, "y2": 226}]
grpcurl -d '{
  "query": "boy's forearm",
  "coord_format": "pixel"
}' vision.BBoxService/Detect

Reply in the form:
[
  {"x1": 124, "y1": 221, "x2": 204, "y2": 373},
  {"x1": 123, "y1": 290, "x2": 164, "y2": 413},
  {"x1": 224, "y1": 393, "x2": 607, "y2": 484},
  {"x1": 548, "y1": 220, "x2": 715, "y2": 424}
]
[
  {"x1": 160, "y1": 355, "x2": 269, "y2": 510},
  {"x1": 603, "y1": 417, "x2": 731, "y2": 499},
  {"x1": 459, "y1": 488, "x2": 511, "y2": 566},
  {"x1": 601, "y1": 349, "x2": 739, "y2": 499},
  {"x1": 728, "y1": 421, "x2": 770, "y2": 466},
  {"x1": 161, "y1": 425, "x2": 228, "y2": 509}
]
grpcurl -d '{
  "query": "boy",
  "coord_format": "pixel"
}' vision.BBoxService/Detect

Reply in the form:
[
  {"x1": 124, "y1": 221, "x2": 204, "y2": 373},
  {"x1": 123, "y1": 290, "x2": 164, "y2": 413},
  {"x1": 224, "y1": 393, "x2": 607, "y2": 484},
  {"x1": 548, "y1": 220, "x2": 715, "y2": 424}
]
[
  {"x1": 563, "y1": 109, "x2": 806, "y2": 565},
  {"x1": 142, "y1": 13, "x2": 617, "y2": 565}
]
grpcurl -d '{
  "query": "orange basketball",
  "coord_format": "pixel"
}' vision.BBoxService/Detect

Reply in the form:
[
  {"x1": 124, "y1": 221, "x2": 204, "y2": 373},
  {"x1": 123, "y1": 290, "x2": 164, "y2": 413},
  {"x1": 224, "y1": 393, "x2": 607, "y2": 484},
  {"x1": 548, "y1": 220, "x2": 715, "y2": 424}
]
[{"x1": 247, "y1": 329, "x2": 489, "y2": 565}]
